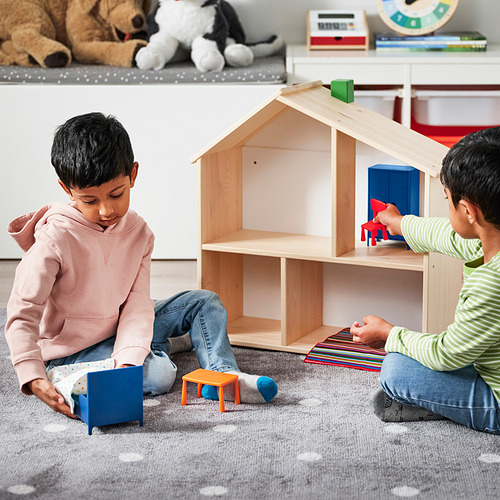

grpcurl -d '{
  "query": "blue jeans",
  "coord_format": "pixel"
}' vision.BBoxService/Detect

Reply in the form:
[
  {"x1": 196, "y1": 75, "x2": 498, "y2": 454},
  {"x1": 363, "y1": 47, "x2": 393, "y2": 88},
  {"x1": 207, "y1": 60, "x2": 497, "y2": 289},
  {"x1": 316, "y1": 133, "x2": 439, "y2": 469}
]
[
  {"x1": 381, "y1": 353, "x2": 500, "y2": 434},
  {"x1": 45, "y1": 290, "x2": 239, "y2": 396}
]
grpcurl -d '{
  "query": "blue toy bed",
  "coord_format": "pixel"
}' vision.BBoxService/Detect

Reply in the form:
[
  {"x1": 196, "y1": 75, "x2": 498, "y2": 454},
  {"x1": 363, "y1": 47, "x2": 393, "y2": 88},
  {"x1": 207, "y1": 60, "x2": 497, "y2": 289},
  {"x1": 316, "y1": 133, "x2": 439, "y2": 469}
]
[{"x1": 72, "y1": 365, "x2": 144, "y2": 435}]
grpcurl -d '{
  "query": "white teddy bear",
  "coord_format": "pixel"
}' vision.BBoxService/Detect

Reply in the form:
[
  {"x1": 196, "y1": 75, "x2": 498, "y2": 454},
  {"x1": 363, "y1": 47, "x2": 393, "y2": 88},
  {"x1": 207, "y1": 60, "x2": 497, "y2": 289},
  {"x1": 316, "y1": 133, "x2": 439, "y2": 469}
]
[{"x1": 136, "y1": 0, "x2": 283, "y2": 72}]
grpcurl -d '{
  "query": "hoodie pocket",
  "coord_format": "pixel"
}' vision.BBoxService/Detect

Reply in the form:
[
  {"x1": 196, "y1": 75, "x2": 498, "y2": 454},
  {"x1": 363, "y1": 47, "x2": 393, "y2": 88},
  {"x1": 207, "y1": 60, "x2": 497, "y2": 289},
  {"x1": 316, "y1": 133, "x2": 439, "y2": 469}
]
[{"x1": 40, "y1": 315, "x2": 119, "y2": 360}]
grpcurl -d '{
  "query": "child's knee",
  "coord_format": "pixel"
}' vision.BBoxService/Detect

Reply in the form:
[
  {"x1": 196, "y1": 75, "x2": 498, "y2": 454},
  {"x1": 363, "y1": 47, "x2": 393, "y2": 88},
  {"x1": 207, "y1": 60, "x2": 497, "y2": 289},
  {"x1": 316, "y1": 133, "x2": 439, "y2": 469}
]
[
  {"x1": 192, "y1": 289, "x2": 227, "y2": 317},
  {"x1": 142, "y1": 351, "x2": 177, "y2": 396},
  {"x1": 196, "y1": 289, "x2": 221, "y2": 305}
]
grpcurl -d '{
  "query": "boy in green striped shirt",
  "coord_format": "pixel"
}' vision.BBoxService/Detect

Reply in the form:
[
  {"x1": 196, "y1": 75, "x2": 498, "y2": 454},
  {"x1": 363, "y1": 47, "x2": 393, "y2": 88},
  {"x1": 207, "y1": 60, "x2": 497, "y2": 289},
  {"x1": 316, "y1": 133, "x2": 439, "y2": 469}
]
[{"x1": 351, "y1": 127, "x2": 500, "y2": 434}]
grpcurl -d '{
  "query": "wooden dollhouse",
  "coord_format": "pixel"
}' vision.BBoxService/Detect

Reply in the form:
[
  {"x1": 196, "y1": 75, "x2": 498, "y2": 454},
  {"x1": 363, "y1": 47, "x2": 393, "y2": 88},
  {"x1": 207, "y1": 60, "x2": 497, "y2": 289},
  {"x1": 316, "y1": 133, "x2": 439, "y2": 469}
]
[{"x1": 191, "y1": 81, "x2": 463, "y2": 354}]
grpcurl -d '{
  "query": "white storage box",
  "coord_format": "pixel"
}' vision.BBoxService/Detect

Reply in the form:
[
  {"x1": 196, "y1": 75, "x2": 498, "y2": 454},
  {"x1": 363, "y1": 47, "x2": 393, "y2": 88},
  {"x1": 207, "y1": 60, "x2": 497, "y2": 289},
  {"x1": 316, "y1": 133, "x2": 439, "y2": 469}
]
[
  {"x1": 413, "y1": 90, "x2": 500, "y2": 126},
  {"x1": 355, "y1": 89, "x2": 400, "y2": 120}
]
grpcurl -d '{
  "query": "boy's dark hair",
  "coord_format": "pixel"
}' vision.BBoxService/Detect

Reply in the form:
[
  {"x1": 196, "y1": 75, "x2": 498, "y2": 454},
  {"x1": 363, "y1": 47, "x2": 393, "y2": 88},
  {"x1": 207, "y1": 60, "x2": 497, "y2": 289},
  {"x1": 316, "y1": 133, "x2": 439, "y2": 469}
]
[
  {"x1": 440, "y1": 126, "x2": 500, "y2": 228},
  {"x1": 51, "y1": 112, "x2": 134, "y2": 188}
]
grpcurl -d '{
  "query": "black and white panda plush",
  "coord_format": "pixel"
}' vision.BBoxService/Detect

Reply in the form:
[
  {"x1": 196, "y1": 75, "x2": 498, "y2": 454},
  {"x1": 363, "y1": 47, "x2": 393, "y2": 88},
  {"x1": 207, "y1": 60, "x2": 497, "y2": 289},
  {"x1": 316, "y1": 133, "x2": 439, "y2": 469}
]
[{"x1": 136, "y1": 0, "x2": 283, "y2": 72}]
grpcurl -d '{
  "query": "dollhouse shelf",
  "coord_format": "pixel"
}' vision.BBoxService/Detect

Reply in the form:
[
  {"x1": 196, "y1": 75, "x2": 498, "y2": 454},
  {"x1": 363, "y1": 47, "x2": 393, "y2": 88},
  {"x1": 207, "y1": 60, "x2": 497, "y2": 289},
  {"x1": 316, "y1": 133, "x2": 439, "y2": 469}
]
[
  {"x1": 228, "y1": 317, "x2": 333, "y2": 354},
  {"x1": 202, "y1": 229, "x2": 423, "y2": 271},
  {"x1": 203, "y1": 230, "x2": 422, "y2": 353},
  {"x1": 192, "y1": 81, "x2": 463, "y2": 354}
]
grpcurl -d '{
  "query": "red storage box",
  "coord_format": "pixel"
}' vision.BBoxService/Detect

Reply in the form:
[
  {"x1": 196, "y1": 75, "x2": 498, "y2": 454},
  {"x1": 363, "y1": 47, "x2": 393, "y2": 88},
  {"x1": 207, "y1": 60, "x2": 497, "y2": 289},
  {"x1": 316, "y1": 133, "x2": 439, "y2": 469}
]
[
  {"x1": 411, "y1": 119, "x2": 489, "y2": 148},
  {"x1": 411, "y1": 88, "x2": 500, "y2": 147}
]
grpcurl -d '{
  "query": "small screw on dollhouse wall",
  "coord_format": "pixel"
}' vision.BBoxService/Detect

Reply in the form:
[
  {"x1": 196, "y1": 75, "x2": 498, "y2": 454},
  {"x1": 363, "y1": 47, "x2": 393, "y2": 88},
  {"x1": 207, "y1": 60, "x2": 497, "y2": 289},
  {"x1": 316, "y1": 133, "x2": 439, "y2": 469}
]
[{"x1": 331, "y1": 79, "x2": 354, "y2": 103}]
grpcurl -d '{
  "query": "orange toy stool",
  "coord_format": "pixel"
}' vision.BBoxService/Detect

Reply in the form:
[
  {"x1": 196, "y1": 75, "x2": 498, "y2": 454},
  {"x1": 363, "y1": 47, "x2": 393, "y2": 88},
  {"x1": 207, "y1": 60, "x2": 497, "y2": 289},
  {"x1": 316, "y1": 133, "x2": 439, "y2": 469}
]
[{"x1": 181, "y1": 368, "x2": 240, "y2": 412}]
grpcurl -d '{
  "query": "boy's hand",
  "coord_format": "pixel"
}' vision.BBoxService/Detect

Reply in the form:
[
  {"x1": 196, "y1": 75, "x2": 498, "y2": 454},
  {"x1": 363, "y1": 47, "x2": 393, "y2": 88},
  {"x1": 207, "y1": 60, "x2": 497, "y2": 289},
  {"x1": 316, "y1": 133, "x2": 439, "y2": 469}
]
[
  {"x1": 28, "y1": 378, "x2": 78, "y2": 419},
  {"x1": 350, "y1": 315, "x2": 393, "y2": 349},
  {"x1": 374, "y1": 204, "x2": 403, "y2": 237}
]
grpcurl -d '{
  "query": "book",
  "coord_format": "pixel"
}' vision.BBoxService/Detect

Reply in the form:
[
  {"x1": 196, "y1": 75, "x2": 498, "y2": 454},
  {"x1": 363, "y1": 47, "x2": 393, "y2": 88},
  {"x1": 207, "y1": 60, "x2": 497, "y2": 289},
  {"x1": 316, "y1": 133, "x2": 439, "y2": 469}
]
[
  {"x1": 376, "y1": 46, "x2": 486, "y2": 52},
  {"x1": 304, "y1": 327, "x2": 387, "y2": 372},
  {"x1": 376, "y1": 31, "x2": 486, "y2": 42},
  {"x1": 375, "y1": 31, "x2": 487, "y2": 52}
]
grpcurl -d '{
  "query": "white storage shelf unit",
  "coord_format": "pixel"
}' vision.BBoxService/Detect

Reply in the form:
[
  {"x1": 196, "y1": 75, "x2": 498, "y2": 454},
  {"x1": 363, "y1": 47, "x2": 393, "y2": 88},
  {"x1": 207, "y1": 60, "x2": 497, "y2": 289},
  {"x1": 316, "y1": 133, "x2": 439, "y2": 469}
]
[{"x1": 286, "y1": 44, "x2": 500, "y2": 128}]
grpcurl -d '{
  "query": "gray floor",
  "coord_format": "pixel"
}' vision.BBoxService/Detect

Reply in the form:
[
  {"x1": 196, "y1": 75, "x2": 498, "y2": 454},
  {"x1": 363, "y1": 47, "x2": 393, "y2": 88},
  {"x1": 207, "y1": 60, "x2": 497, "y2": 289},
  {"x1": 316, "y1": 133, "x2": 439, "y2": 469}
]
[
  {"x1": 2, "y1": 261, "x2": 500, "y2": 498},
  {"x1": 1, "y1": 302, "x2": 500, "y2": 499}
]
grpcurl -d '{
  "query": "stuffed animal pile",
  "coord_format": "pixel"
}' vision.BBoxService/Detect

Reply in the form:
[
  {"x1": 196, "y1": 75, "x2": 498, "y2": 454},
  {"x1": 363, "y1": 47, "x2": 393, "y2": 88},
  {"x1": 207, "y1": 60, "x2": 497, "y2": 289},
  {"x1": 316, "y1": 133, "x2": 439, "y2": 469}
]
[
  {"x1": 0, "y1": 0, "x2": 151, "y2": 68},
  {"x1": 136, "y1": 0, "x2": 283, "y2": 72},
  {"x1": 0, "y1": 0, "x2": 282, "y2": 71}
]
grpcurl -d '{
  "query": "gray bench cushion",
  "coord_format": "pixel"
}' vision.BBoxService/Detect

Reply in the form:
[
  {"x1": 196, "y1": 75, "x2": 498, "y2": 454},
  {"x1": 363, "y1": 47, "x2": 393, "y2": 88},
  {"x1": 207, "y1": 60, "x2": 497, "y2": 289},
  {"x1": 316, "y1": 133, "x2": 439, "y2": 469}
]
[{"x1": 0, "y1": 54, "x2": 286, "y2": 85}]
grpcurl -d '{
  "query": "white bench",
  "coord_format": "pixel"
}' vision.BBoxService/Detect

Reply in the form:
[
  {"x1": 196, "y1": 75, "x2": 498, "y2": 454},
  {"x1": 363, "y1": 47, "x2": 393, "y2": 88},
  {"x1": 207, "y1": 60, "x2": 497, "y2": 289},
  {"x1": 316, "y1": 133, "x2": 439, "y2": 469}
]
[{"x1": 0, "y1": 56, "x2": 287, "y2": 259}]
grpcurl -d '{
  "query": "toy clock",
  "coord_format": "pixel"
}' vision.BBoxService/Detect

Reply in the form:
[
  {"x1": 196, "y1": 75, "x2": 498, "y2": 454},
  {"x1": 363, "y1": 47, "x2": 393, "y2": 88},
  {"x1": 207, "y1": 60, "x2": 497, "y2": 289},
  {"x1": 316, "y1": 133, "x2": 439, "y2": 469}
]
[{"x1": 377, "y1": 0, "x2": 460, "y2": 36}]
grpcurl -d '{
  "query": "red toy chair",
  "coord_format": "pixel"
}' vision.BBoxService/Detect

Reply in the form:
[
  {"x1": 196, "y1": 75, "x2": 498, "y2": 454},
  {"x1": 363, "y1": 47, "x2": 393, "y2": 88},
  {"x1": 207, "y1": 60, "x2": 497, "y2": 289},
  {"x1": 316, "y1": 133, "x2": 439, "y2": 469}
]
[{"x1": 361, "y1": 199, "x2": 388, "y2": 246}]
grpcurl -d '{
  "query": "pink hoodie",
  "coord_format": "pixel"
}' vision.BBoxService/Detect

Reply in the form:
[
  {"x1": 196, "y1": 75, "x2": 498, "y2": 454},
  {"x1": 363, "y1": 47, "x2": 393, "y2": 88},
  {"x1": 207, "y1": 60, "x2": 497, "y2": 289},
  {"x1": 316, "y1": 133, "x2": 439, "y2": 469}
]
[{"x1": 5, "y1": 202, "x2": 155, "y2": 394}]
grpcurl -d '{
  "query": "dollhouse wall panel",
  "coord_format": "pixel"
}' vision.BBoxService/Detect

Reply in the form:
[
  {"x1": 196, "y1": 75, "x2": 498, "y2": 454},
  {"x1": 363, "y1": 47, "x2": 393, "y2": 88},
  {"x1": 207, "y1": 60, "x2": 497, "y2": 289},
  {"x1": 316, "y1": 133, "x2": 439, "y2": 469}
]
[
  {"x1": 243, "y1": 255, "x2": 281, "y2": 321},
  {"x1": 245, "y1": 108, "x2": 331, "y2": 151},
  {"x1": 242, "y1": 147, "x2": 331, "y2": 237},
  {"x1": 322, "y1": 264, "x2": 423, "y2": 332}
]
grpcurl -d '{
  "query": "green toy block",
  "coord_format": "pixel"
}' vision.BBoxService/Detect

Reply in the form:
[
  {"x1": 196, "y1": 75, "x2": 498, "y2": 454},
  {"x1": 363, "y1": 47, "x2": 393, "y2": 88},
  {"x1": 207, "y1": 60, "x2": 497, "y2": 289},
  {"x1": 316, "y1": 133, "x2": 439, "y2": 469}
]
[{"x1": 331, "y1": 79, "x2": 354, "y2": 103}]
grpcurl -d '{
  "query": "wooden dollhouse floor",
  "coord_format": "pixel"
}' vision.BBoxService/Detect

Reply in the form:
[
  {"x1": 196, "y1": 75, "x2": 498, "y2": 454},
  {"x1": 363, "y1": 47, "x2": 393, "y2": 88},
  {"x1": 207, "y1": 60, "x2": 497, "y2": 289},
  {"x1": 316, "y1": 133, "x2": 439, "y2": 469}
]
[
  {"x1": 203, "y1": 229, "x2": 423, "y2": 271},
  {"x1": 228, "y1": 316, "x2": 338, "y2": 354}
]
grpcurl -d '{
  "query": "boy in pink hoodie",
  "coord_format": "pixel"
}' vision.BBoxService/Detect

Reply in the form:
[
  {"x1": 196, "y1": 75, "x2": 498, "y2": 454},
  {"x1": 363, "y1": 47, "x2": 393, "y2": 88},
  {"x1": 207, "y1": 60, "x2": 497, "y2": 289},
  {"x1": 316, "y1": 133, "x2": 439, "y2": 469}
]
[{"x1": 5, "y1": 112, "x2": 277, "y2": 419}]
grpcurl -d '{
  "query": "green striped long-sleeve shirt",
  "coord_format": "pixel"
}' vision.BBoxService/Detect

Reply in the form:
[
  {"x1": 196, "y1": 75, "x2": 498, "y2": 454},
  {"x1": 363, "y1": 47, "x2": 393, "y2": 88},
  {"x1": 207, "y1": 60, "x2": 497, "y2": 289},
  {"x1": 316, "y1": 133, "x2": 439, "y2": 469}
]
[{"x1": 385, "y1": 215, "x2": 500, "y2": 403}]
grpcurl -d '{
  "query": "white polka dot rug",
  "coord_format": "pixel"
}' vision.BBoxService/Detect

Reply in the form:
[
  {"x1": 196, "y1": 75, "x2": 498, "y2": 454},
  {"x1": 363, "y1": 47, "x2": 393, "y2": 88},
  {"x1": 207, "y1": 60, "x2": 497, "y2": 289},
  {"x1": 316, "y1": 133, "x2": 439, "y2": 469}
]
[{"x1": 0, "y1": 309, "x2": 499, "y2": 499}]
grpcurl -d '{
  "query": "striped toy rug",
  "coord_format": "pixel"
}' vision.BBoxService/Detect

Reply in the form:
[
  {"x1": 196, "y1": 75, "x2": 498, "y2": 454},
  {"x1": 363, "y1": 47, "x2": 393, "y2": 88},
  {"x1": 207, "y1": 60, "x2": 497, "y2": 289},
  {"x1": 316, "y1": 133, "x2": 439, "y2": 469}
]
[{"x1": 304, "y1": 327, "x2": 387, "y2": 372}]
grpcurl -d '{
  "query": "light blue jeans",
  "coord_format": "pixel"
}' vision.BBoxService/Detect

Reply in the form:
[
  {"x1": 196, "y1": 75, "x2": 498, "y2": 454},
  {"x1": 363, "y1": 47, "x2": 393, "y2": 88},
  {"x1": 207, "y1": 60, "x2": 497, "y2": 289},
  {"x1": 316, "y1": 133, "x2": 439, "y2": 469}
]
[
  {"x1": 381, "y1": 353, "x2": 500, "y2": 434},
  {"x1": 45, "y1": 290, "x2": 239, "y2": 396}
]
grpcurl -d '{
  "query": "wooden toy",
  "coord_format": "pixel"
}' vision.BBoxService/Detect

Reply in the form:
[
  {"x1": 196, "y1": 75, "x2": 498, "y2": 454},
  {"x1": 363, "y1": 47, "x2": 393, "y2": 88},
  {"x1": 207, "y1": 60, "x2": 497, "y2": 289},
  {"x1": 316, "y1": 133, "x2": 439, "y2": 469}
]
[
  {"x1": 331, "y1": 79, "x2": 354, "y2": 103},
  {"x1": 190, "y1": 80, "x2": 463, "y2": 355},
  {"x1": 307, "y1": 10, "x2": 369, "y2": 51},
  {"x1": 181, "y1": 369, "x2": 240, "y2": 413},
  {"x1": 361, "y1": 199, "x2": 389, "y2": 246},
  {"x1": 72, "y1": 365, "x2": 143, "y2": 435}
]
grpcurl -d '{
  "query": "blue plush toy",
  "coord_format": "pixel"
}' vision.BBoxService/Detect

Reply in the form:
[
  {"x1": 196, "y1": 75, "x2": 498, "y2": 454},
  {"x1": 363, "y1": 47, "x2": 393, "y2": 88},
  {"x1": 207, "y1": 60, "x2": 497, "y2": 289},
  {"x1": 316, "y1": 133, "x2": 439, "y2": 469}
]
[{"x1": 136, "y1": 0, "x2": 283, "y2": 72}]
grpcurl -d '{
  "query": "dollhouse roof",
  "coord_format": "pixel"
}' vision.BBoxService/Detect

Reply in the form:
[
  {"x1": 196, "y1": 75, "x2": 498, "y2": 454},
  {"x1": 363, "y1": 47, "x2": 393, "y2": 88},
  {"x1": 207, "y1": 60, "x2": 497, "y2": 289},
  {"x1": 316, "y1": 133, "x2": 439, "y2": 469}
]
[{"x1": 191, "y1": 80, "x2": 448, "y2": 177}]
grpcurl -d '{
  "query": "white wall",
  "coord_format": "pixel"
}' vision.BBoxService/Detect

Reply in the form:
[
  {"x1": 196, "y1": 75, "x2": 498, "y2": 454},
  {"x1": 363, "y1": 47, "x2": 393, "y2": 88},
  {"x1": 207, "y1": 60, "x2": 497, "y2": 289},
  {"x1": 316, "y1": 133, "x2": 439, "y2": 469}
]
[
  {"x1": 209, "y1": 0, "x2": 500, "y2": 44},
  {"x1": 0, "y1": 85, "x2": 280, "y2": 259}
]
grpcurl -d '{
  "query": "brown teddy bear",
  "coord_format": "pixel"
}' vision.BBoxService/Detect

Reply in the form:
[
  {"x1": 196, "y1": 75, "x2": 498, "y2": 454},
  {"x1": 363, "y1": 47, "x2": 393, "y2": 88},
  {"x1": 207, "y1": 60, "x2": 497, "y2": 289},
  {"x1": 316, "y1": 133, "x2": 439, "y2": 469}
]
[
  {"x1": 0, "y1": 0, "x2": 151, "y2": 68},
  {"x1": 67, "y1": 0, "x2": 151, "y2": 67},
  {"x1": 0, "y1": 0, "x2": 72, "y2": 68}
]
